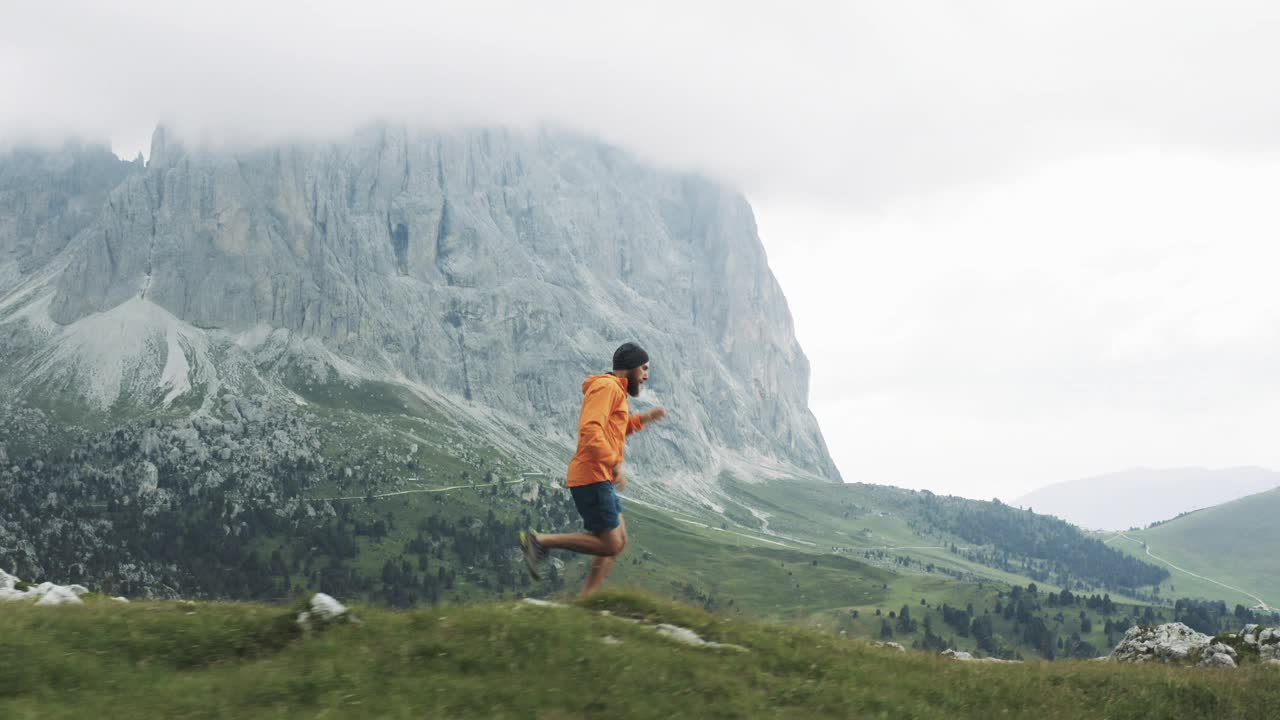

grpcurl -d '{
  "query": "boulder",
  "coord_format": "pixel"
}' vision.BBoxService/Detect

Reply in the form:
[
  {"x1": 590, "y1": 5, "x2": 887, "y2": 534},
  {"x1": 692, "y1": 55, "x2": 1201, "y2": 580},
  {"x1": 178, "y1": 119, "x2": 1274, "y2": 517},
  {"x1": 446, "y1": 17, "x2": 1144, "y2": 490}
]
[
  {"x1": 296, "y1": 592, "x2": 355, "y2": 629},
  {"x1": 1110, "y1": 623, "x2": 1211, "y2": 664},
  {"x1": 34, "y1": 585, "x2": 82, "y2": 606},
  {"x1": 1198, "y1": 642, "x2": 1238, "y2": 668},
  {"x1": 942, "y1": 648, "x2": 1020, "y2": 663},
  {"x1": 1231, "y1": 624, "x2": 1280, "y2": 662},
  {"x1": 0, "y1": 570, "x2": 89, "y2": 605},
  {"x1": 653, "y1": 623, "x2": 747, "y2": 652}
]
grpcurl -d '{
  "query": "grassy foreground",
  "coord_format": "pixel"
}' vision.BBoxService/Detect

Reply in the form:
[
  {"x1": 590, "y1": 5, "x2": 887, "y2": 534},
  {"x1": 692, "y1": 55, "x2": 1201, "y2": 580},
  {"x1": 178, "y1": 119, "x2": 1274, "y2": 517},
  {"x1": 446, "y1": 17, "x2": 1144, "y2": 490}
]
[{"x1": 2, "y1": 591, "x2": 1277, "y2": 720}]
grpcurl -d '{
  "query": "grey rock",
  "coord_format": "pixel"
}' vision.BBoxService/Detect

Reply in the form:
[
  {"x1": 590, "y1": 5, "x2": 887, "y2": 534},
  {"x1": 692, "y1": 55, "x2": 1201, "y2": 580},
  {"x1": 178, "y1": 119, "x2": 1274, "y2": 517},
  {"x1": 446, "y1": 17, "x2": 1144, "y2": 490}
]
[
  {"x1": 297, "y1": 592, "x2": 354, "y2": 629},
  {"x1": 1110, "y1": 623, "x2": 1212, "y2": 663},
  {"x1": 942, "y1": 648, "x2": 1020, "y2": 663},
  {"x1": 653, "y1": 623, "x2": 747, "y2": 651},
  {"x1": 1200, "y1": 652, "x2": 1237, "y2": 668},
  {"x1": 1199, "y1": 642, "x2": 1238, "y2": 668}
]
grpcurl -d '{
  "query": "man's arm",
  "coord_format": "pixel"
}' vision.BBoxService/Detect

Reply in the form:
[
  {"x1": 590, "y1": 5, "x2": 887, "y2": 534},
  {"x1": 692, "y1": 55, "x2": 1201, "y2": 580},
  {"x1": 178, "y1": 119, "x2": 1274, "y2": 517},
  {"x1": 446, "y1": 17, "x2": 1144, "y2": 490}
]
[{"x1": 626, "y1": 407, "x2": 666, "y2": 435}]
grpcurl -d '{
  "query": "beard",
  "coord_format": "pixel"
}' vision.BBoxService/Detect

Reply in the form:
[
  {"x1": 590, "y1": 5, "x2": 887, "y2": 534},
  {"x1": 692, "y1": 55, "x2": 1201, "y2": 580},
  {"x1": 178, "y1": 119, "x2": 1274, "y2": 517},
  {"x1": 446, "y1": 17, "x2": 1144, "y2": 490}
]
[{"x1": 626, "y1": 369, "x2": 643, "y2": 397}]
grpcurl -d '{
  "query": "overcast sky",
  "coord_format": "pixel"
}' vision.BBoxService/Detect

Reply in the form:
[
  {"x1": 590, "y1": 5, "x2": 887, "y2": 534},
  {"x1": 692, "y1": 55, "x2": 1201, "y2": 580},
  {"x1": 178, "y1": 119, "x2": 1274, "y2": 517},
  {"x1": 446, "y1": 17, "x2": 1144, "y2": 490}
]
[{"x1": 5, "y1": 1, "x2": 1280, "y2": 499}]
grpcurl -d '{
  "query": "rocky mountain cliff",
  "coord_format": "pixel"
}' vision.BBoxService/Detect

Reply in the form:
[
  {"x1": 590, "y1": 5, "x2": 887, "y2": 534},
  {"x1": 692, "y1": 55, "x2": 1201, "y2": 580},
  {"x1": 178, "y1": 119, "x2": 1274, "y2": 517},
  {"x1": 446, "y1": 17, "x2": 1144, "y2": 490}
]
[{"x1": 0, "y1": 126, "x2": 839, "y2": 499}]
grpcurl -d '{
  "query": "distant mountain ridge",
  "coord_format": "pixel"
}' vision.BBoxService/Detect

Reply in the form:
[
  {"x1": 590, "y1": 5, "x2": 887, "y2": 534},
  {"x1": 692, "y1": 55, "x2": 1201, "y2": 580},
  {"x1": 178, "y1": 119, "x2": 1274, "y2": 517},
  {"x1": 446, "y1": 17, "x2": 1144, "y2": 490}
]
[
  {"x1": 1015, "y1": 467, "x2": 1280, "y2": 531},
  {"x1": 1113, "y1": 487, "x2": 1280, "y2": 611}
]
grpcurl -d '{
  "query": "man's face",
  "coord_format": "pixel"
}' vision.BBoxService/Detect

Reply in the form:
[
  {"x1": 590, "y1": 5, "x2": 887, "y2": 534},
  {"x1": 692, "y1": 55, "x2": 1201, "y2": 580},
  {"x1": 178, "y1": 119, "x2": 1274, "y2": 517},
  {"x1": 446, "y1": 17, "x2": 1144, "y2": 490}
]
[{"x1": 627, "y1": 362, "x2": 650, "y2": 397}]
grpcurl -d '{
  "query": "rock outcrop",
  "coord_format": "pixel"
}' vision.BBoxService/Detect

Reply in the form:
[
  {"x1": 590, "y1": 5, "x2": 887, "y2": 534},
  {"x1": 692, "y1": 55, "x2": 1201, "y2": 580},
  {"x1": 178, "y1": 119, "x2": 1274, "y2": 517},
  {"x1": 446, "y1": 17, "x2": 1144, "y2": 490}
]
[
  {"x1": 1109, "y1": 622, "x2": 1280, "y2": 668},
  {"x1": 1110, "y1": 623, "x2": 1213, "y2": 664},
  {"x1": 0, "y1": 568, "x2": 92, "y2": 605},
  {"x1": 1212, "y1": 624, "x2": 1280, "y2": 664}
]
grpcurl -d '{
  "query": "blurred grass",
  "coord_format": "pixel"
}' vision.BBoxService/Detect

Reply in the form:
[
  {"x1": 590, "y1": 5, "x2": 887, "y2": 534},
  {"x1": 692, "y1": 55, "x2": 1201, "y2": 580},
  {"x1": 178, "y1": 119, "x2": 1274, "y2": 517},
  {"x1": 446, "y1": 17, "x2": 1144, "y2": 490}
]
[{"x1": 2, "y1": 590, "x2": 1278, "y2": 719}]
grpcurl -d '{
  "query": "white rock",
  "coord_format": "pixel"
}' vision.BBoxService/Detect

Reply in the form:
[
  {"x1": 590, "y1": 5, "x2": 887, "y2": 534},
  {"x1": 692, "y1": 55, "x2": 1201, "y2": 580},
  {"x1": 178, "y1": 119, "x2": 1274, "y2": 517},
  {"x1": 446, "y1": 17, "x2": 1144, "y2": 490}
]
[
  {"x1": 942, "y1": 649, "x2": 973, "y2": 660},
  {"x1": 873, "y1": 641, "x2": 906, "y2": 652},
  {"x1": 34, "y1": 586, "x2": 83, "y2": 605},
  {"x1": 30, "y1": 582, "x2": 58, "y2": 598},
  {"x1": 519, "y1": 594, "x2": 565, "y2": 604},
  {"x1": 1110, "y1": 623, "x2": 1212, "y2": 664},
  {"x1": 597, "y1": 610, "x2": 641, "y2": 624},
  {"x1": 653, "y1": 623, "x2": 748, "y2": 652},
  {"x1": 655, "y1": 624, "x2": 707, "y2": 645},
  {"x1": 297, "y1": 592, "x2": 351, "y2": 628},
  {"x1": 1208, "y1": 642, "x2": 1237, "y2": 658},
  {"x1": 309, "y1": 592, "x2": 347, "y2": 620},
  {"x1": 1199, "y1": 652, "x2": 1237, "y2": 668}
]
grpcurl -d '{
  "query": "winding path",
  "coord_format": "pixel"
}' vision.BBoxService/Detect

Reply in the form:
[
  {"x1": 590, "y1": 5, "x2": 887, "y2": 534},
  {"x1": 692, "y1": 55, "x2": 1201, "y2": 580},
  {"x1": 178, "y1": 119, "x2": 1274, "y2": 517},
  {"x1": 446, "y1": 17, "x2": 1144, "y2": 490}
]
[{"x1": 1108, "y1": 532, "x2": 1273, "y2": 611}]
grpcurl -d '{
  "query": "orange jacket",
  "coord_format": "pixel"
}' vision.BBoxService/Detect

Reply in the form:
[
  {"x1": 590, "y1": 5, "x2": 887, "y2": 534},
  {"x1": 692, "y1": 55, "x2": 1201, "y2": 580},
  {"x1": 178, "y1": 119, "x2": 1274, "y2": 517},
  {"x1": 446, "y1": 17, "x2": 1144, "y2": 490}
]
[{"x1": 566, "y1": 374, "x2": 646, "y2": 487}]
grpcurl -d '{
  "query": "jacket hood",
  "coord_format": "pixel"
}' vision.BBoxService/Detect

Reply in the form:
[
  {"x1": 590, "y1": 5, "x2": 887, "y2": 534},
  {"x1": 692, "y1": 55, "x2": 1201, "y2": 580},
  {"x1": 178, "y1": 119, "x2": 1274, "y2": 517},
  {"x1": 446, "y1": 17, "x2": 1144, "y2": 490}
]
[{"x1": 582, "y1": 373, "x2": 627, "y2": 395}]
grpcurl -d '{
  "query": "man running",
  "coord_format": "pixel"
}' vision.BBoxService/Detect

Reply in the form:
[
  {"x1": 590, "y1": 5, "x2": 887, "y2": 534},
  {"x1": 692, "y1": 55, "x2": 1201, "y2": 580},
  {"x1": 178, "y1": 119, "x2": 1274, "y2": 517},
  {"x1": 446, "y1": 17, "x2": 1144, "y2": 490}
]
[{"x1": 520, "y1": 342, "x2": 666, "y2": 596}]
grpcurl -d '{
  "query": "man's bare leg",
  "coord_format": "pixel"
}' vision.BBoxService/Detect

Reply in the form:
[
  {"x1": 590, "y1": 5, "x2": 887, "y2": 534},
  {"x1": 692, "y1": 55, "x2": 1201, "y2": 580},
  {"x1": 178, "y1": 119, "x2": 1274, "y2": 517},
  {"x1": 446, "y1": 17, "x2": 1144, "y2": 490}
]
[
  {"x1": 534, "y1": 515, "x2": 626, "y2": 595},
  {"x1": 536, "y1": 529, "x2": 615, "y2": 556},
  {"x1": 536, "y1": 515, "x2": 626, "y2": 557},
  {"x1": 580, "y1": 515, "x2": 626, "y2": 596},
  {"x1": 582, "y1": 555, "x2": 616, "y2": 596}
]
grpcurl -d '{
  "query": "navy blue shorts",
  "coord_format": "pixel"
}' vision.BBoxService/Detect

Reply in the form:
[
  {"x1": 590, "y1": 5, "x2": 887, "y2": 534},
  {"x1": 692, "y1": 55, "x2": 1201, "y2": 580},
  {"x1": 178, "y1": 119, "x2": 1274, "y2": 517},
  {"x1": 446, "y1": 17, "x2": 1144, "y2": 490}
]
[{"x1": 570, "y1": 481, "x2": 623, "y2": 533}]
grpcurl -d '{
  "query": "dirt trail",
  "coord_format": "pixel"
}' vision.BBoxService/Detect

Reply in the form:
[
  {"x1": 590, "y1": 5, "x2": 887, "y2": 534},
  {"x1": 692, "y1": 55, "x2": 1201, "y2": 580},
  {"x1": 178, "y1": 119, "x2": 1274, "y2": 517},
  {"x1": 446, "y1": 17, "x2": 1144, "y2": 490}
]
[{"x1": 1108, "y1": 532, "x2": 1273, "y2": 611}]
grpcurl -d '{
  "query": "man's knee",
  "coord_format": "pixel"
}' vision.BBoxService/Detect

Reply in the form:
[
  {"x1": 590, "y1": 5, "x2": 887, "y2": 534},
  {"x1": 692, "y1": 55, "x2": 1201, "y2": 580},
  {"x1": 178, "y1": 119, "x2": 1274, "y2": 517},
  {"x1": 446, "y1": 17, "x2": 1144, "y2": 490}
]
[{"x1": 602, "y1": 531, "x2": 626, "y2": 556}]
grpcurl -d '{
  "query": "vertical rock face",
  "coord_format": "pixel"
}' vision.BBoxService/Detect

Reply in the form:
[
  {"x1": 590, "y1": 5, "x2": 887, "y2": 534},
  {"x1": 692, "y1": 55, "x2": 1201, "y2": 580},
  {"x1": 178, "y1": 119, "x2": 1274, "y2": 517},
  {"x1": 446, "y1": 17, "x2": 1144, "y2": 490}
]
[
  {"x1": 0, "y1": 143, "x2": 138, "y2": 279},
  {"x1": 2, "y1": 126, "x2": 841, "y2": 486}
]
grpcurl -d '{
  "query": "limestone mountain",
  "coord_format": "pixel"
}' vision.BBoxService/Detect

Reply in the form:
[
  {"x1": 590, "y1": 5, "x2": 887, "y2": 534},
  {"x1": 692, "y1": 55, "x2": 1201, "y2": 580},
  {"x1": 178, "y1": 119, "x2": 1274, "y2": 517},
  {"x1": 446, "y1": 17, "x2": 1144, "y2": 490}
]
[{"x1": 1, "y1": 125, "x2": 840, "y2": 502}]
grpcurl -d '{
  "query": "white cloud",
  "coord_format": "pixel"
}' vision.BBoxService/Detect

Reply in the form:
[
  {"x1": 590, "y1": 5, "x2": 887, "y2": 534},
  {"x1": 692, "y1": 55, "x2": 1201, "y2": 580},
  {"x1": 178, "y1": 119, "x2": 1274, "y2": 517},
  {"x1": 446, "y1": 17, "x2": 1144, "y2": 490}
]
[
  {"x1": 759, "y1": 149, "x2": 1280, "y2": 498},
  {"x1": 3, "y1": 1, "x2": 1279, "y2": 207}
]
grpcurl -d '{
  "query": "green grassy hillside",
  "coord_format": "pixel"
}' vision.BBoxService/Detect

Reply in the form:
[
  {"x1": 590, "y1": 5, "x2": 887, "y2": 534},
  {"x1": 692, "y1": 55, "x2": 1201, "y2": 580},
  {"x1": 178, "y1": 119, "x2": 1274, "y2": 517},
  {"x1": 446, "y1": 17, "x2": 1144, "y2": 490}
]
[
  {"x1": 1102, "y1": 488, "x2": 1280, "y2": 610},
  {"x1": 2, "y1": 382, "x2": 1203, "y2": 661},
  {"x1": 8, "y1": 373, "x2": 1236, "y2": 662},
  {"x1": 716, "y1": 478, "x2": 1168, "y2": 601},
  {"x1": 3, "y1": 591, "x2": 1276, "y2": 719}
]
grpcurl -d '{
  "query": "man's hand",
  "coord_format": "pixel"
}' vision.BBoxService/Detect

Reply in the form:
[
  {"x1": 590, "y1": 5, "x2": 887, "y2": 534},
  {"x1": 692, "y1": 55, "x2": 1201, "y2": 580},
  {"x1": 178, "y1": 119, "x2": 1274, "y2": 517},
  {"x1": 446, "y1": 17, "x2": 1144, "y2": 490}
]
[
  {"x1": 642, "y1": 407, "x2": 667, "y2": 424},
  {"x1": 612, "y1": 463, "x2": 628, "y2": 493}
]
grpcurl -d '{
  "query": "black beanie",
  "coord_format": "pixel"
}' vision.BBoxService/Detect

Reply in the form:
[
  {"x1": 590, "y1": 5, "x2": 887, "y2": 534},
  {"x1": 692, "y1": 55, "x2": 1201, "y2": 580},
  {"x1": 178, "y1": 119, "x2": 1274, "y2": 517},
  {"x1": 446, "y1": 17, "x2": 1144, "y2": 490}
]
[{"x1": 612, "y1": 342, "x2": 649, "y2": 371}]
